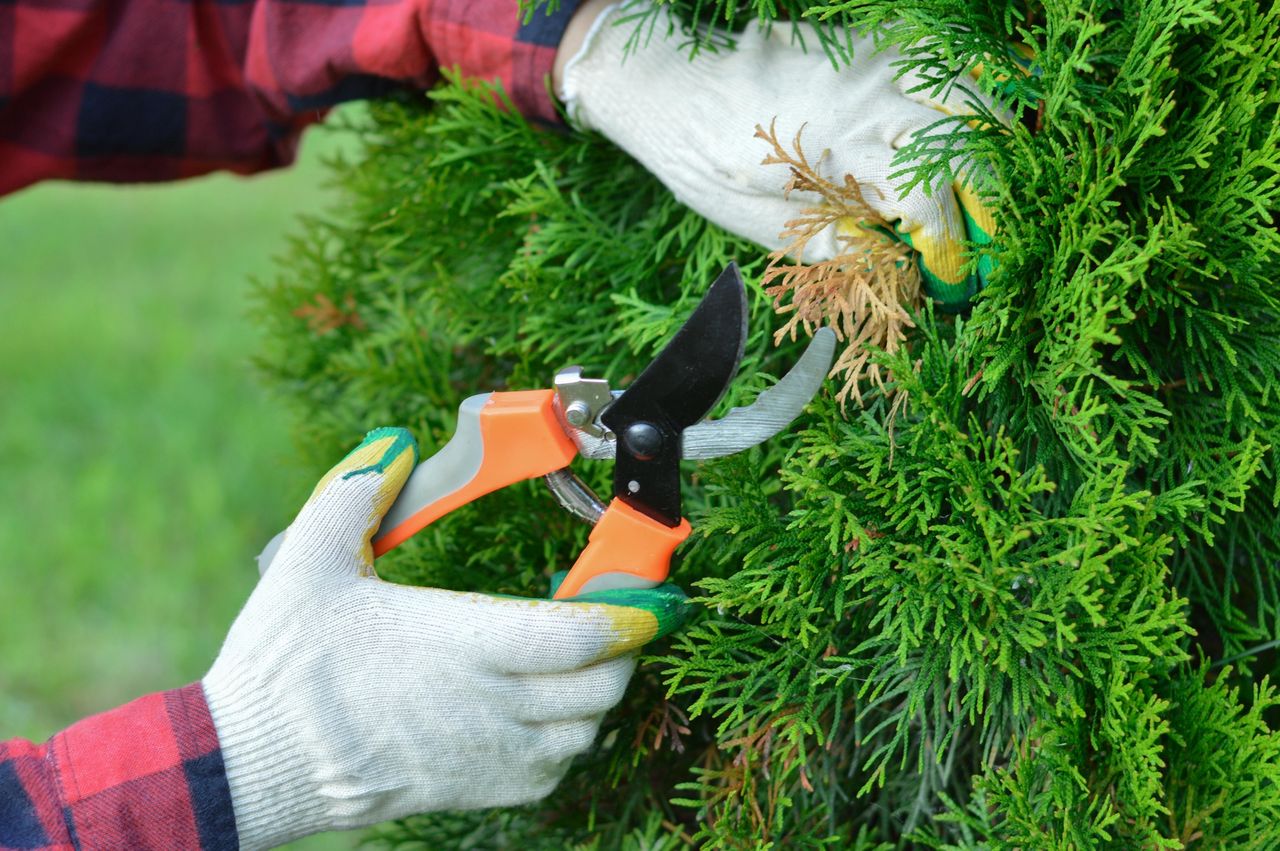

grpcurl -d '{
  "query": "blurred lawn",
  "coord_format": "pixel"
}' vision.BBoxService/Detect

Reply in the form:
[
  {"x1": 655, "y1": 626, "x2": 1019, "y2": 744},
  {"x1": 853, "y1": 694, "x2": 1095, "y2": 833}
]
[{"x1": 0, "y1": 112, "x2": 365, "y2": 850}]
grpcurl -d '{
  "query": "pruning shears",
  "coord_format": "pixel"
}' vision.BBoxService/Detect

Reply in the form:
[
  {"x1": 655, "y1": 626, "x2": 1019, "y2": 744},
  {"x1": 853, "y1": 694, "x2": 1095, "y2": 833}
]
[{"x1": 264, "y1": 264, "x2": 836, "y2": 596}]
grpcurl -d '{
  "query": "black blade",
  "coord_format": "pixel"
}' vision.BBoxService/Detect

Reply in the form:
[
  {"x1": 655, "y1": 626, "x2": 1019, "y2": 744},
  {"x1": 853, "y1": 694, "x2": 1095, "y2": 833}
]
[{"x1": 602, "y1": 263, "x2": 749, "y2": 526}]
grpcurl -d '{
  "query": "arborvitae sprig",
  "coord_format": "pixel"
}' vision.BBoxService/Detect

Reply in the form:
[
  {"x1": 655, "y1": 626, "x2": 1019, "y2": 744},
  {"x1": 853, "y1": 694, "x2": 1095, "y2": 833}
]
[{"x1": 258, "y1": 0, "x2": 1280, "y2": 846}]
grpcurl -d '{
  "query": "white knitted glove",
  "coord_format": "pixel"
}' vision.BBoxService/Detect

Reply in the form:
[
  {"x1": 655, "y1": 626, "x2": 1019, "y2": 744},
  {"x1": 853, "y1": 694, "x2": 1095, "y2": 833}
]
[
  {"x1": 560, "y1": 1, "x2": 1001, "y2": 307},
  {"x1": 203, "y1": 427, "x2": 688, "y2": 850}
]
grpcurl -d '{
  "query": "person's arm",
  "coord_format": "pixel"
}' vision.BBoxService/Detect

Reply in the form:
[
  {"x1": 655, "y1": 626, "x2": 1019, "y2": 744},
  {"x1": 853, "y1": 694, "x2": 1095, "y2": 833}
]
[
  {"x1": 0, "y1": 684, "x2": 234, "y2": 849},
  {"x1": 0, "y1": 0, "x2": 584, "y2": 196}
]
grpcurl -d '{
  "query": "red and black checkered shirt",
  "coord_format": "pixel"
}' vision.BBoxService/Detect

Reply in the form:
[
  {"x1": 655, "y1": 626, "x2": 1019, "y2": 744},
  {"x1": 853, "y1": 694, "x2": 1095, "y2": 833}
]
[
  {"x1": 0, "y1": 1, "x2": 578, "y2": 844},
  {"x1": 0, "y1": 0, "x2": 580, "y2": 196},
  {"x1": 1, "y1": 685, "x2": 236, "y2": 849}
]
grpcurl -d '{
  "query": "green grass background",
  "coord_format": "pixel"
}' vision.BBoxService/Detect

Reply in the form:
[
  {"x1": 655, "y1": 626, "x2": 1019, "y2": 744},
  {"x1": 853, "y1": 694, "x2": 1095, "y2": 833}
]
[{"x1": 0, "y1": 116, "x2": 363, "y2": 850}]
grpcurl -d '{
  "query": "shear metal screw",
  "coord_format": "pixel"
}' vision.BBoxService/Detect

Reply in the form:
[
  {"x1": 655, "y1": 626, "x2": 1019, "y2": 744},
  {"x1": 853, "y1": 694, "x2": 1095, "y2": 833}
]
[
  {"x1": 564, "y1": 400, "x2": 592, "y2": 427},
  {"x1": 622, "y1": 422, "x2": 663, "y2": 461}
]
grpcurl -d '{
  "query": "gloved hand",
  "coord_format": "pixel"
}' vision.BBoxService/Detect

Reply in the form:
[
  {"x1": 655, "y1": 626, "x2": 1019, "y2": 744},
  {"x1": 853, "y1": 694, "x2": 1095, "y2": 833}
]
[
  {"x1": 203, "y1": 427, "x2": 688, "y2": 850},
  {"x1": 558, "y1": 1, "x2": 1000, "y2": 308}
]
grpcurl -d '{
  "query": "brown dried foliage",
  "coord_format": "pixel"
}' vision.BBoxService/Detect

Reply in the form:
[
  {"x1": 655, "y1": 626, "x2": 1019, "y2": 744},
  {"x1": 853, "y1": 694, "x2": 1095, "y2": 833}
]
[
  {"x1": 633, "y1": 698, "x2": 692, "y2": 755},
  {"x1": 757, "y1": 121, "x2": 922, "y2": 408},
  {"x1": 293, "y1": 292, "x2": 366, "y2": 335}
]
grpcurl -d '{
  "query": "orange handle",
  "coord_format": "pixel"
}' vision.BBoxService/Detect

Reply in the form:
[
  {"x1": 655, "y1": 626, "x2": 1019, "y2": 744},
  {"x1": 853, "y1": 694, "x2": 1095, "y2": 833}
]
[
  {"x1": 553, "y1": 499, "x2": 691, "y2": 598},
  {"x1": 373, "y1": 390, "x2": 579, "y2": 556}
]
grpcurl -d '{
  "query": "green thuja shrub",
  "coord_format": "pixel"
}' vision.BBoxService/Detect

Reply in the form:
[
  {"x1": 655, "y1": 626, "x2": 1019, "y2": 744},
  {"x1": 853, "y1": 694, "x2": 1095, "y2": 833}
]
[{"x1": 256, "y1": 0, "x2": 1280, "y2": 845}]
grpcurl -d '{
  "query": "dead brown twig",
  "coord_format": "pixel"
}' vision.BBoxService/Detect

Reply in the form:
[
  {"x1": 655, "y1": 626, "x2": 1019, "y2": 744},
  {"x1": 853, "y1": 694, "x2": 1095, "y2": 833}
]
[
  {"x1": 756, "y1": 120, "x2": 922, "y2": 408},
  {"x1": 293, "y1": 292, "x2": 366, "y2": 335}
]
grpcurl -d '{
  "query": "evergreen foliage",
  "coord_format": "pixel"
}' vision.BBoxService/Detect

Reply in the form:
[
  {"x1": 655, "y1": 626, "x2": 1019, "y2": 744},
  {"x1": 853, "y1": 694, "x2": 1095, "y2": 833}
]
[{"x1": 256, "y1": 0, "x2": 1280, "y2": 845}]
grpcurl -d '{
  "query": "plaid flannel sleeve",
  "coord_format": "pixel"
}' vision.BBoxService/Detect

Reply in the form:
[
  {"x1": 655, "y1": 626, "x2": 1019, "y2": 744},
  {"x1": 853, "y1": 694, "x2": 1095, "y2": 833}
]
[
  {"x1": 0, "y1": 683, "x2": 237, "y2": 850},
  {"x1": 0, "y1": 0, "x2": 582, "y2": 196}
]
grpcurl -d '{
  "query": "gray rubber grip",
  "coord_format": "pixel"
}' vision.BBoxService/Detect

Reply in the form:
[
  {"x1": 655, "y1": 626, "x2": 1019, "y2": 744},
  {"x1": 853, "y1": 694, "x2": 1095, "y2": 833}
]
[
  {"x1": 573, "y1": 572, "x2": 661, "y2": 594},
  {"x1": 256, "y1": 393, "x2": 492, "y2": 575},
  {"x1": 373, "y1": 393, "x2": 492, "y2": 547}
]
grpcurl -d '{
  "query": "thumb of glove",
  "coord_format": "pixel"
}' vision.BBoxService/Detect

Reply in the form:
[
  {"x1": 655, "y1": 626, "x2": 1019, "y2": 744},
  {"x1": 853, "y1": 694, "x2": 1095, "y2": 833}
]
[{"x1": 269, "y1": 426, "x2": 419, "y2": 582}]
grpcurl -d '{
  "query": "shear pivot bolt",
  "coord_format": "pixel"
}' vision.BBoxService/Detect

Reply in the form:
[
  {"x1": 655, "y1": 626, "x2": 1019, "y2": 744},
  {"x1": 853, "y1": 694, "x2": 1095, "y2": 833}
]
[{"x1": 622, "y1": 422, "x2": 663, "y2": 461}]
